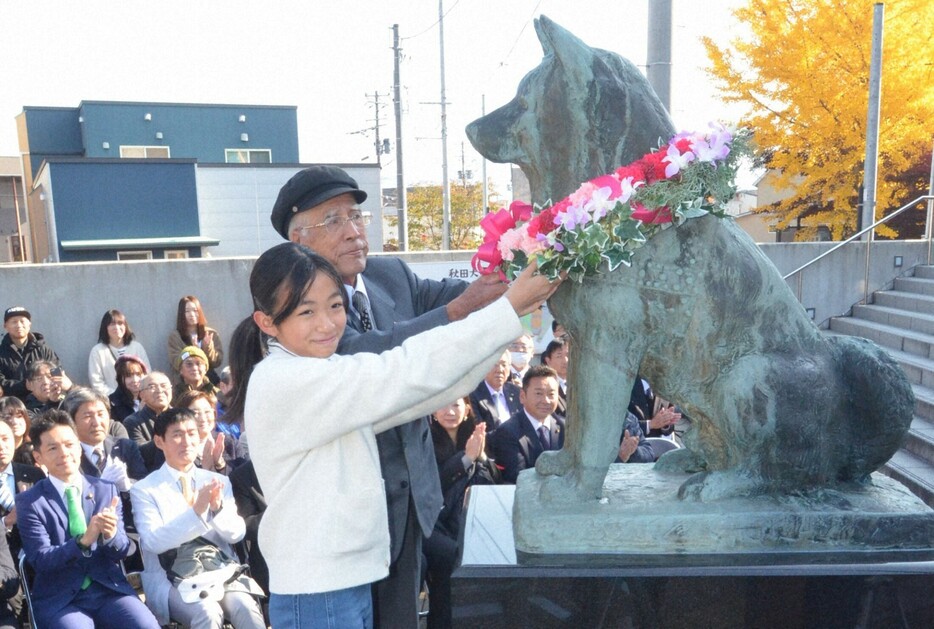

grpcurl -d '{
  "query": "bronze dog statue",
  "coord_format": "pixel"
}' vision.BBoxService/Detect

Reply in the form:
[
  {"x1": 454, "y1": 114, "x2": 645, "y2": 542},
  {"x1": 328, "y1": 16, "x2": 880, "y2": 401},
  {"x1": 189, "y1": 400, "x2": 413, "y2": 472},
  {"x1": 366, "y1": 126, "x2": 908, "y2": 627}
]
[{"x1": 467, "y1": 16, "x2": 913, "y2": 503}]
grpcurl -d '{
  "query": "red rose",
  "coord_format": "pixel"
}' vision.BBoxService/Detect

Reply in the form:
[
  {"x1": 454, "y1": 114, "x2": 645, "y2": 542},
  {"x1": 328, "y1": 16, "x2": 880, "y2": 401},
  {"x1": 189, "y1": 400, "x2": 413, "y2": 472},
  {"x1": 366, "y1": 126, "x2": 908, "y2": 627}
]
[
  {"x1": 631, "y1": 204, "x2": 672, "y2": 224},
  {"x1": 636, "y1": 151, "x2": 667, "y2": 183}
]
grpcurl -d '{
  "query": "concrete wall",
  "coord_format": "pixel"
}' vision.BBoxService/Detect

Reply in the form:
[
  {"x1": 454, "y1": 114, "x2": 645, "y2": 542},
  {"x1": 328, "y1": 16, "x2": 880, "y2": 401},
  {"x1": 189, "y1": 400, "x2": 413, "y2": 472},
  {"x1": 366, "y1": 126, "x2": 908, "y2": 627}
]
[{"x1": 0, "y1": 239, "x2": 928, "y2": 389}]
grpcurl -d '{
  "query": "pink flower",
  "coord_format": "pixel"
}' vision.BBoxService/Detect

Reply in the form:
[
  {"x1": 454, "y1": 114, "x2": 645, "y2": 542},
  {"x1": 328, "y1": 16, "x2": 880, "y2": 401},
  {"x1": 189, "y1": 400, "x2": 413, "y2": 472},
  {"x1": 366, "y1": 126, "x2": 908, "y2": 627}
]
[{"x1": 589, "y1": 174, "x2": 622, "y2": 200}]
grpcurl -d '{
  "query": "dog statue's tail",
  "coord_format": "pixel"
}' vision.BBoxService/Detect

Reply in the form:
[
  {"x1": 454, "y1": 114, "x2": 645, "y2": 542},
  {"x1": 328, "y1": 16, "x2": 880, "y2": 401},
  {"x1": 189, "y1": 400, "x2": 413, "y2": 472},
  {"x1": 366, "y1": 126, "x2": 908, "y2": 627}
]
[{"x1": 828, "y1": 335, "x2": 915, "y2": 481}]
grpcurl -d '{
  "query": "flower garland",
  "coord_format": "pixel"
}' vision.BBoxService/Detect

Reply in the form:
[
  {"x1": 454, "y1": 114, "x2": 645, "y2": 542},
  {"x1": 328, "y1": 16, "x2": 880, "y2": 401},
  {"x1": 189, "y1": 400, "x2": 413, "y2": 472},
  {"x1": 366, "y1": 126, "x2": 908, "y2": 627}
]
[{"x1": 472, "y1": 123, "x2": 751, "y2": 282}]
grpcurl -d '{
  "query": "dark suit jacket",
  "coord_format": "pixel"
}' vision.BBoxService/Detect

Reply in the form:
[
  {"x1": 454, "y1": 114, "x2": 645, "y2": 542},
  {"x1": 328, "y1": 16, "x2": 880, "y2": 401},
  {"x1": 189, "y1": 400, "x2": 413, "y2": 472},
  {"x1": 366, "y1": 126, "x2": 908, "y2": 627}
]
[
  {"x1": 79, "y1": 436, "x2": 148, "y2": 482},
  {"x1": 15, "y1": 476, "x2": 136, "y2": 619},
  {"x1": 469, "y1": 380, "x2": 521, "y2": 433},
  {"x1": 5, "y1": 463, "x2": 45, "y2": 565},
  {"x1": 0, "y1": 518, "x2": 18, "y2": 628},
  {"x1": 124, "y1": 405, "x2": 158, "y2": 446},
  {"x1": 337, "y1": 256, "x2": 468, "y2": 561},
  {"x1": 489, "y1": 409, "x2": 565, "y2": 484},
  {"x1": 229, "y1": 461, "x2": 268, "y2": 595}
]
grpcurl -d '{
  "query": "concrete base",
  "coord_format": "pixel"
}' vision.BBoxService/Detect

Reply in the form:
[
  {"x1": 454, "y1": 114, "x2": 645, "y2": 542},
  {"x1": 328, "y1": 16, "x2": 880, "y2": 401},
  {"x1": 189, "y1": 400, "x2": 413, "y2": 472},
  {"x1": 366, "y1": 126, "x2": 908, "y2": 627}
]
[{"x1": 513, "y1": 465, "x2": 934, "y2": 565}]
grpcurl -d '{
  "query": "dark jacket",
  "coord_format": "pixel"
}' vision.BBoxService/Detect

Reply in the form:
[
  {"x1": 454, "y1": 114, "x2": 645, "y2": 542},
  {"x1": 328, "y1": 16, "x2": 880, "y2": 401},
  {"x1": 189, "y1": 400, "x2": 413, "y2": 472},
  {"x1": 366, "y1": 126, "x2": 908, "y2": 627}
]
[
  {"x1": 108, "y1": 388, "x2": 138, "y2": 423},
  {"x1": 0, "y1": 333, "x2": 60, "y2": 400}
]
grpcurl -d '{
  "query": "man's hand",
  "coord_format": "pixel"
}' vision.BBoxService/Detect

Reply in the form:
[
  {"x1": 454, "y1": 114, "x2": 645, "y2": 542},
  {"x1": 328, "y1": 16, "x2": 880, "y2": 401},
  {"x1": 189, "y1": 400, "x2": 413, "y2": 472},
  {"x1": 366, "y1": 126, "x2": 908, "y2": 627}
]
[
  {"x1": 3, "y1": 506, "x2": 15, "y2": 530},
  {"x1": 89, "y1": 497, "x2": 120, "y2": 541},
  {"x1": 648, "y1": 406, "x2": 681, "y2": 431},
  {"x1": 617, "y1": 430, "x2": 639, "y2": 463},
  {"x1": 193, "y1": 479, "x2": 224, "y2": 516},
  {"x1": 446, "y1": 275, "x2": 508, "y2": 322},
  {"x1": 101, "y1": 457, "x2": 132, "y2": 491}
]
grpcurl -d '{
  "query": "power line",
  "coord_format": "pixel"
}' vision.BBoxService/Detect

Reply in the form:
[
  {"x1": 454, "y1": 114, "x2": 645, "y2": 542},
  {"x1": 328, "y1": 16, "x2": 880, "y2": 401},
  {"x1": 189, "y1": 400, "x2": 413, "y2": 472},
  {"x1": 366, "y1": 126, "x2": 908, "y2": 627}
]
[{"x1": 401, "y1": 0, "x2": 462, "y2": 40}]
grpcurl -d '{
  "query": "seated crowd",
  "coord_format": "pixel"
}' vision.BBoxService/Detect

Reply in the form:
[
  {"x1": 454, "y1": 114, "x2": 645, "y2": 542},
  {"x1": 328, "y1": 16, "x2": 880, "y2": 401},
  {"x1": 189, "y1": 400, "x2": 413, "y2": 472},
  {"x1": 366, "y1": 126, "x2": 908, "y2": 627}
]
[{"x1": 0, "y1": 297, "x2": 686, "y2": 629}]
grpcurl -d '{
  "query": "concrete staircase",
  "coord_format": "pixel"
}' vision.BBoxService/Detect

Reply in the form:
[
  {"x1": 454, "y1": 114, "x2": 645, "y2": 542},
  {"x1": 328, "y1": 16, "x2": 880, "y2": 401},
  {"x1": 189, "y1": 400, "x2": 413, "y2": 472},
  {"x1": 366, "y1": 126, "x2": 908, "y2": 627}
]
[{"x1": 827, "y1": 265, "x2": 934, "y2": 508}]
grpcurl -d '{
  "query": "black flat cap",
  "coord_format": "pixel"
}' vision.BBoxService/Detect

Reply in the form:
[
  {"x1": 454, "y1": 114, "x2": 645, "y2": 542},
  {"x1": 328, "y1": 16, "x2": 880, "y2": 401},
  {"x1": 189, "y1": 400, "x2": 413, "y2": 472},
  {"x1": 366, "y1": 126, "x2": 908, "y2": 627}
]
[{"x1": 270, "y1": 166, "x2": 368, "y2": 239}]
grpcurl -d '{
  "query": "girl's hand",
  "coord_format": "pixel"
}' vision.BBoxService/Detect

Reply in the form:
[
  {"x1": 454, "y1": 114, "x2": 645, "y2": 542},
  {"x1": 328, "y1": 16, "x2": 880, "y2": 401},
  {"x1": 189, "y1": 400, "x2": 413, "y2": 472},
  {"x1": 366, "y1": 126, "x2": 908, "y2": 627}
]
[{"x1": 505, "y1": 260, "x2": 564, "y2": 317}]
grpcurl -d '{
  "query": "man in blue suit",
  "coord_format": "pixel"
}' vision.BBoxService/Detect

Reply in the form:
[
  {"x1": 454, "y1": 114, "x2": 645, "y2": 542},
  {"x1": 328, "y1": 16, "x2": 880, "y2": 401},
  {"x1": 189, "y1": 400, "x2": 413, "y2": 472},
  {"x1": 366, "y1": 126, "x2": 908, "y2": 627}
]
[
  {"x1": 271, "y1": 165, "x2": 507, "y2": 627},
  {"x1": 489, "y1": 365, "x2": 567, "y2": 484},
  {"x1": 14, "y1": 410, "x2": 159, "y2": 629}
]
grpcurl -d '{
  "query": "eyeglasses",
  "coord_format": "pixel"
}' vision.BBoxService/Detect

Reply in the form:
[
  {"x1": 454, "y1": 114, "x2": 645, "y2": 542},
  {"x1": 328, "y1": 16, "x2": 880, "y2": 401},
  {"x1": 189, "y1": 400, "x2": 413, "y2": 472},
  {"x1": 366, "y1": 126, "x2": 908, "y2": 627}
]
[
  {"x1": 145, "y1": 383, "x2": 172, "y2": 392},
  {"x1": 30, "y1": 374, "x2": 54, "y2": 382},
  {"x1": 297, "y1": 211, "x2": 370, "y2": 235}
]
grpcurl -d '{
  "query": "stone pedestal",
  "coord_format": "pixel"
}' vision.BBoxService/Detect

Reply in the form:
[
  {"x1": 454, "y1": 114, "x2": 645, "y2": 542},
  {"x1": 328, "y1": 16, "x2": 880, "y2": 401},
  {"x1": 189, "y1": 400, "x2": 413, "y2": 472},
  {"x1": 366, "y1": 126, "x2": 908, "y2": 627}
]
[
  {"x1": 513, "y1": 465, "x2": 934, "y2": 564},
  {"x1": 452, "y1": 484, "x2": 934, "y2": 628}
]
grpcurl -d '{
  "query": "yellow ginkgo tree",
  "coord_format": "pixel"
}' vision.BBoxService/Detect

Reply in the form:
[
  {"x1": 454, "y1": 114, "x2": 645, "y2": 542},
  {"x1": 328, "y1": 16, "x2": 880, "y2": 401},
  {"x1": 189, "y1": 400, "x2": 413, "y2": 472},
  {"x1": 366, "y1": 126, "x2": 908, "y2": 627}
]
[{"x1": 704, "y1": 0, "x2": 934, "y2": 239}]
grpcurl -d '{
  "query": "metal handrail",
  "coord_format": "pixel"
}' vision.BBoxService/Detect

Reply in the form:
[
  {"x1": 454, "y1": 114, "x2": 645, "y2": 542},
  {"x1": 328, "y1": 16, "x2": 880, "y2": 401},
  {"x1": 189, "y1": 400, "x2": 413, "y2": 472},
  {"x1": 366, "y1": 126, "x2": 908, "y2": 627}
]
[{"x1": 782, "y1": 194, "x2": 934, "y2": 304}]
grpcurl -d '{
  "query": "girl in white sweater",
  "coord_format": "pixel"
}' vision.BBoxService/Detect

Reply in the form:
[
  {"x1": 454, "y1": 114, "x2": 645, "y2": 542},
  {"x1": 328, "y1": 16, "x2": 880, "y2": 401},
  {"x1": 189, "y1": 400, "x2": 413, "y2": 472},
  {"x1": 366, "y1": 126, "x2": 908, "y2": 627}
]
[
  {"x1": 232, "y1": 242, "x2": 558, "y2": 629},
  {"x1": 87, "y1": 309, "x2": 151, "y2": 395}
]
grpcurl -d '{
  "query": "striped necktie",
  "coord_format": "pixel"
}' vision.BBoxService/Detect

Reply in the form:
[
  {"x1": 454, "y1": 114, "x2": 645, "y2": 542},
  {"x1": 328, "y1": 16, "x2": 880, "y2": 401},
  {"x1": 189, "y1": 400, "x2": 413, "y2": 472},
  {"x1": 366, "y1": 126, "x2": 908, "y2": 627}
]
[{"x1": 0, "y1": 477, "x2": 13, "y2": 513}]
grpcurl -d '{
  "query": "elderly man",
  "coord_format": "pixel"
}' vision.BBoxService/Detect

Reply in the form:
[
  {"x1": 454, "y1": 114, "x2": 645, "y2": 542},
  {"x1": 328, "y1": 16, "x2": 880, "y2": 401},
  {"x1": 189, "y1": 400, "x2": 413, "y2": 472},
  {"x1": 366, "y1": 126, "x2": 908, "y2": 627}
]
[
  {"x1": 469, "y1": 350, "x2": 521, "y2": 433},
  {"x1": 0, "y1": 307, "x2": 61, "y2": 401},
  {"x1": 270, "y1": 165, "x2": 506, "y2": 627},
  {"x1": 125, "y1": 372, "x2": 173, "y2": 446}
]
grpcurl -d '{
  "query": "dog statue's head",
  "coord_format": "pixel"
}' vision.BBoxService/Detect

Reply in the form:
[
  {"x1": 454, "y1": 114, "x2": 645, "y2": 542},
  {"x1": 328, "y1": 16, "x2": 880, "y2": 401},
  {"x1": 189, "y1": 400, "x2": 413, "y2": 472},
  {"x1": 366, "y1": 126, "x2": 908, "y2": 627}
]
[{"x1": 466, "y1": 15, "x2": 675, "y2": 206}]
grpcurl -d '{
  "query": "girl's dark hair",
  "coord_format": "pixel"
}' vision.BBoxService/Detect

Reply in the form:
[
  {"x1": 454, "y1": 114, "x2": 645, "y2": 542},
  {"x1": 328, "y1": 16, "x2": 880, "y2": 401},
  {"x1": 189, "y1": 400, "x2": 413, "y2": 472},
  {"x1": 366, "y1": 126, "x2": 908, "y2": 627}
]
[
  {"x1": 114, "y1": 355, "x2": 147, "y2": 398},
  {"x1": 0, "y1": 396, "x2": 31, "y2": 444},
  {"x1": 98, "y1": 309, "x2": 135, "y2": 345},
  {"x1": 176, "y1": 295, "x2": 208, "y2": 341},
  {"x1": 226, "y1": 243, "x2": 348, "y2": 424}
]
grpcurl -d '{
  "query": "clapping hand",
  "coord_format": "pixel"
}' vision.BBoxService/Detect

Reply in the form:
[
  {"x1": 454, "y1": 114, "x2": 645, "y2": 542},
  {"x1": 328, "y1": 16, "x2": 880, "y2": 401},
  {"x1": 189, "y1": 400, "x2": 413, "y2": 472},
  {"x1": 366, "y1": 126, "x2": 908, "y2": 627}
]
[
  {"x1": 201, "y1": 433, "x2": 226, "y2": 471},
  {"x1": 464, "y1": 423, "x2": 487, "y2": 462},
  {"x1": 100, "y1": 457, "x2": 132, "y2": 491},
  {"x1": 617, "y1": 430, "x2": 639, "y2": 463}
]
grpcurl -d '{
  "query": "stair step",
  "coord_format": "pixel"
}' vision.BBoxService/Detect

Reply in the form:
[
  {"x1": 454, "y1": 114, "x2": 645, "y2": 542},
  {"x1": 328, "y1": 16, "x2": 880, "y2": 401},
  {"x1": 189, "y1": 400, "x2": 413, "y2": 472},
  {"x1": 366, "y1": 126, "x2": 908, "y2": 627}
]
[
  {"x1": 913, "y1": 265, "x2": 934, "y2": 280},
  {"x1": 875, "y1": 345, "x2": 934, "y2": 389},
  {"x1": 894, "y1": 276, "x2": 934, "y2": 297},
  {"x1": 906, "y1": 415, "x2": 934, "y2": 462},
  {"x1": 882, "y1": 449, "x2": 934, "y2": 509},
  {"x1": 873, "y1": 290, "x2": 934, "y2": 315},
  {"x1": 913, "y1": 385, "x2": 934, "y2": 423},
  {"x1": 852, "y1": 303, "x2": 934, "y2": 337},
  {"x1": 828, "y1": 316, "x2": 934, "y2": 359}
]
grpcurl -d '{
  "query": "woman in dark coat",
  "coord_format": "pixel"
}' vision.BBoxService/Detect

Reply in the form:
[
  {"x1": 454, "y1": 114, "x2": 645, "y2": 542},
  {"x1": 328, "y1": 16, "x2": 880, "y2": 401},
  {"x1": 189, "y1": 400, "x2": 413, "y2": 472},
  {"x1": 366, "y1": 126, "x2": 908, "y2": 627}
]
[{"x1": 424, "y1": 396, "x2": 500, "y2": 629}]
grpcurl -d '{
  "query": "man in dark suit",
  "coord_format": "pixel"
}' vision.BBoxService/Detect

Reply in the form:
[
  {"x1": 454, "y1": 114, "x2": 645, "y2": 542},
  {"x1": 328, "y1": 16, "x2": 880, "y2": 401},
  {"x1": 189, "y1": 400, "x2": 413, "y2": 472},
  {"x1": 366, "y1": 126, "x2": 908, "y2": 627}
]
[
  {"x1": 15, "y1": 411, "x2": 159, "y2": 629},
  {"x1": 469, "y1": 350, "x2": 522, "y2": 432},
  {"x1": 230, "y1": 460, "x2": 268, "y2": 595},
  {"x1": 0, "y1": 417, "x2": 43, "y2": 622},
  {"x1": 271, "y1": 165, "x2": 506, "y2": 627},
  {"x1": 489, "y1": 365, "x2": 566, "y2": 484}
]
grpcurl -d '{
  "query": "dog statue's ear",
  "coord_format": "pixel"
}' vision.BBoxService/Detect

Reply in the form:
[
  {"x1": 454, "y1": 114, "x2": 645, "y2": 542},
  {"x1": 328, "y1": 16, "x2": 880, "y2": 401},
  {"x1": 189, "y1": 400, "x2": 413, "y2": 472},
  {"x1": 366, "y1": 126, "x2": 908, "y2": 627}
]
[{"x1": 535, "y1": 15, "x2": 593, "y2": 71}]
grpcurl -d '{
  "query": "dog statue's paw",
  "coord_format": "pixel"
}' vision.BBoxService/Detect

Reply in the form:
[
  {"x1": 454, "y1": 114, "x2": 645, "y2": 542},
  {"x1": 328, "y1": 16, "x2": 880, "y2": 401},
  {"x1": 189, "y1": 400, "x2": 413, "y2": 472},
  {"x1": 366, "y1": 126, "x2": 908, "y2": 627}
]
[
  {"x1": 535, "y1": 449, "x2": 573, "y2": 476},
  {"x1": 537, "y1": 471, "x2": 603, "y2": 504},
  {"x1": 654, "y1": 447, "x2": 706, "y2": 474},
  {"x1": 677, "y1": 470, "x2": 764, "y2": 502}
]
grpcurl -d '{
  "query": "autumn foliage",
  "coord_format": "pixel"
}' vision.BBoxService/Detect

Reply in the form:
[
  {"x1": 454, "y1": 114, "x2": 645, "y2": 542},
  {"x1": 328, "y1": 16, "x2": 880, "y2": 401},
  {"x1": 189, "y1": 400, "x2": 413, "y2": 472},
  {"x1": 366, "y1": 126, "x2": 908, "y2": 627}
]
[{"x1": 704, "y1": 0, "x2": 934, "y2": 239}]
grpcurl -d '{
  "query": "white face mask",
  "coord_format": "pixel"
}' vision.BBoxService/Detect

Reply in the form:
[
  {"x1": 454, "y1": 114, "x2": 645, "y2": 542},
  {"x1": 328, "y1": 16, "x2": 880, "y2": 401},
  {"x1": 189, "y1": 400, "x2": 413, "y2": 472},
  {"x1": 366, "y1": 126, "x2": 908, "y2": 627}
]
[{"x1": 511, "y1": 352, "x2": 532, "y2": 370}]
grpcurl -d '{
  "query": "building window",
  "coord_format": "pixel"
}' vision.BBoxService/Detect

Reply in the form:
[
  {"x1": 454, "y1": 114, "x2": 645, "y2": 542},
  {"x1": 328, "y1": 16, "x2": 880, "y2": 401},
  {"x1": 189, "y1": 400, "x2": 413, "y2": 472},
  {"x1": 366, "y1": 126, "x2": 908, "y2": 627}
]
[
  {"x1": 165, "y1": 250, "x2": 189, "y2": 259},
  {"x1": 117, "y1": 251, "x2": 153, "y2": 261},
  {"x1": 225, "y1": 149, "x2": 272, "y2": 164},
  {"x1": 119, "y1": 146, "x2": 171, "y2": 158}
]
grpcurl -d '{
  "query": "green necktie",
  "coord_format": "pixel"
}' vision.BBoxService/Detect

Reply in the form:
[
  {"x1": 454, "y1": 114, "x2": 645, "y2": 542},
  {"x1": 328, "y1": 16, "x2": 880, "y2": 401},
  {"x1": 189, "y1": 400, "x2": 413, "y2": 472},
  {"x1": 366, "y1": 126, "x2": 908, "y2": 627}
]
[{"x1": 64, "y1": 485, "x2": 92, "y2": 590}]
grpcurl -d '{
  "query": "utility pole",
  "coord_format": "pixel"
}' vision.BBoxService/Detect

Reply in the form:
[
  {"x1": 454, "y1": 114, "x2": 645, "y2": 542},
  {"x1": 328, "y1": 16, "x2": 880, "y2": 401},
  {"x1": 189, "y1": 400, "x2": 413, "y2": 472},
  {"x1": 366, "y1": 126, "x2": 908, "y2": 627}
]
[
  {"x1": 439, "y1": 0, "x2": 451, "y2": 250},
  {"x1": 860, "y1": 3, "x2": 884, "y2": 240},
  {"x1": 481, "y1": 95, "x2": 488, "y2": 214},
  {"x1": 392, "y1": 24, "x2": 408, "y2": 251},
  {"x1": 364, "y1": 92, "x2": 386, "y2": 167},
  {"x1": 646, "y1": 0, "x2": 672, "y2": 112}
]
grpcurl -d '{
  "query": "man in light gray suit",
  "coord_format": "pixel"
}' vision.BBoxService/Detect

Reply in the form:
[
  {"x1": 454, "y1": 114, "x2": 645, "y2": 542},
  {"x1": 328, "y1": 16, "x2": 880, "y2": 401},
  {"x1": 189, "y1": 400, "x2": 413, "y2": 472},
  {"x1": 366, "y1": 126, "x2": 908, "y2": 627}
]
[{"x1": 271, "y1": 166, "x2": 506, "y2": 627}]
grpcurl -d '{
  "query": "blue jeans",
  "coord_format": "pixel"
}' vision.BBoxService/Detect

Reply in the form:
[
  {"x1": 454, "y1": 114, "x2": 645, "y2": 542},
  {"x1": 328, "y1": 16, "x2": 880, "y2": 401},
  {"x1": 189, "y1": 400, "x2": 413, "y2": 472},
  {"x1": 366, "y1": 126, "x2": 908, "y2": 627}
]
[{"x1": 270, "y1": 584, "x2": 373, "y2": 629}]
